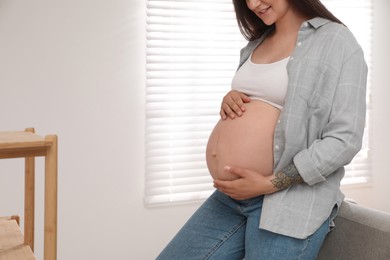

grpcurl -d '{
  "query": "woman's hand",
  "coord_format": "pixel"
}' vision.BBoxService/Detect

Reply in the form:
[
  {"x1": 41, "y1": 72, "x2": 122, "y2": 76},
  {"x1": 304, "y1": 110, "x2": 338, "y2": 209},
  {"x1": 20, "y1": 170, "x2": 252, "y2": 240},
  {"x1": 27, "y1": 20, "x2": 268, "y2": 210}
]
[
  {"x1": 220, "y1": 90, "x2": 251, "y2": 120},
  {"x1": 213, "y1": 166, "x2": 277, "y2": 200}
]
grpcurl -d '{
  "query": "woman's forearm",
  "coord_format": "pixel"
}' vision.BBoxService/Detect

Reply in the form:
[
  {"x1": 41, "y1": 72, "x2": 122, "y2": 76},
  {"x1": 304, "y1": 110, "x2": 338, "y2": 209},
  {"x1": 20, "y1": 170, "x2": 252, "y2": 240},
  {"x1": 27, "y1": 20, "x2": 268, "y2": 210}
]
[{"x1": 271, "y1": 163, "x2": 303, "y2": 190}]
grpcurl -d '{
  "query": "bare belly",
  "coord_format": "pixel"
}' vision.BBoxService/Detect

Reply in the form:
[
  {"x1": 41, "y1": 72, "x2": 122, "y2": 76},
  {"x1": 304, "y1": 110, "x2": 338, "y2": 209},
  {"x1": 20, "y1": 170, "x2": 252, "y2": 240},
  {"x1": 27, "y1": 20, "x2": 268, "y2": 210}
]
[{"x1": 206, "y1": 100, "x2": 280, "y2": 181}]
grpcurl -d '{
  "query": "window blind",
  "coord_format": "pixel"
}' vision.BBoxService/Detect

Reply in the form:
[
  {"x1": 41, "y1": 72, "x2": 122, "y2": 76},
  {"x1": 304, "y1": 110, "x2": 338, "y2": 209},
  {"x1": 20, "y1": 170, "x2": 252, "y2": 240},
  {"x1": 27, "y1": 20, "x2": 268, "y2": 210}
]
[{"x1": 145, "y1": 0, "x2": 373, "y2": 206}]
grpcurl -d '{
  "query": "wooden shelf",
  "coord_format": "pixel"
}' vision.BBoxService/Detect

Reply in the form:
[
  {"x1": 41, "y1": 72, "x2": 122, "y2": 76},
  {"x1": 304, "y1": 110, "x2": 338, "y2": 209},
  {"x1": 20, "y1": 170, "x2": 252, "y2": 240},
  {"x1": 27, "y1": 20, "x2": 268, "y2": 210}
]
[
  {"x1": 0, "y1": 130, "x2": 47, "y2": 159},
  {"x1": 0, "y1": 218, "x2": 35, "y2": 260},
  {"x1": 0, "y1": 128, "x2": 57, "y2": 260}
]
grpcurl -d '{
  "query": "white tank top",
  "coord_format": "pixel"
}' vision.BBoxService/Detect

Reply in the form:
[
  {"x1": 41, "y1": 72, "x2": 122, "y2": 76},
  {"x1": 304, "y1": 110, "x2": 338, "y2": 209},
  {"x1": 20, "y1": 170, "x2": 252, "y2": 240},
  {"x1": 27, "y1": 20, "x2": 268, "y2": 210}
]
[{"x1": 231, "y1": 53, "x2": 289, "y2": 110}]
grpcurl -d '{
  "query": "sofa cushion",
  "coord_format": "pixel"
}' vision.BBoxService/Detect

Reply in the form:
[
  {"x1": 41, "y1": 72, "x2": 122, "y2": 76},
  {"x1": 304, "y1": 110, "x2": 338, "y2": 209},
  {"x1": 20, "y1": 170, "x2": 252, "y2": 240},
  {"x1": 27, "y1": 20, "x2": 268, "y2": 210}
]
[{"x1": 318, "y1": 200, "x2": 390, "y2": 260}]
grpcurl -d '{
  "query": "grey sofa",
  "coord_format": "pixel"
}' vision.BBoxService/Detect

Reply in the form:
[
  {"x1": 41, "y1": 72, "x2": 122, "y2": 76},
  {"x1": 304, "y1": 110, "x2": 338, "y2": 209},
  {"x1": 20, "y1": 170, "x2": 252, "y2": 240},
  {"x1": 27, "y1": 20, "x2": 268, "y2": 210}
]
[{"x1": 318, "y1": 200, "x2": 390, "y2": 260}]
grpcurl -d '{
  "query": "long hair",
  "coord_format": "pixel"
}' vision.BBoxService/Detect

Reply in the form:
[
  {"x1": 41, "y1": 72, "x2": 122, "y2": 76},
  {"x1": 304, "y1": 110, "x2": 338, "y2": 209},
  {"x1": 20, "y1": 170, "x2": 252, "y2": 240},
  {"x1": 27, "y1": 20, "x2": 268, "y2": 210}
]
[{"x1": 232, "y1": 0, "x2": 343, "y2": 41}]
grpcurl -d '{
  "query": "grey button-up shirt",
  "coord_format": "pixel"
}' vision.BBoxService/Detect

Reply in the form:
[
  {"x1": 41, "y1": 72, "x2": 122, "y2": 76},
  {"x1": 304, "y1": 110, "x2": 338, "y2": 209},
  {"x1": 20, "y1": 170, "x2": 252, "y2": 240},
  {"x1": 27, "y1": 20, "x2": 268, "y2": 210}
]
[{"x1": 238, "y1": 17, "x2": 367, "y2": 239}]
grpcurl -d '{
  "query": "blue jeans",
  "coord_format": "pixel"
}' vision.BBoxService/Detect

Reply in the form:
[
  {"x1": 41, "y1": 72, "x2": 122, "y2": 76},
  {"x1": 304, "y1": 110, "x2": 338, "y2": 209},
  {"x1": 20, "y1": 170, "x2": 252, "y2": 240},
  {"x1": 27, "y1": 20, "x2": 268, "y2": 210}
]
[{"x1": 157, "y1": 190, "x2": 333, "y2": 260}]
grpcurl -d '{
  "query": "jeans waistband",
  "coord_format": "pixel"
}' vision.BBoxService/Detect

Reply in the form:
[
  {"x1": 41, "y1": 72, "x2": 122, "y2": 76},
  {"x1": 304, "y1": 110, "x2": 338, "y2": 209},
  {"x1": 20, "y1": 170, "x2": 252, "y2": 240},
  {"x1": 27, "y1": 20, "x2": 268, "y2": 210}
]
[{"x1": 215, "y1": 189, "x2": 264, "y2": 206}]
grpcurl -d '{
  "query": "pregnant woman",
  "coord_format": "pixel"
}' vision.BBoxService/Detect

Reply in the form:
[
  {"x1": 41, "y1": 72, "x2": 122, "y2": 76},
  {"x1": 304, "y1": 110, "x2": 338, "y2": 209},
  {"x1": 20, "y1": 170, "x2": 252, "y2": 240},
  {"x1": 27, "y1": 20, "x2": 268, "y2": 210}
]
[{"x1": 157, "y1": 0, "x2": 367, "y2": 259}]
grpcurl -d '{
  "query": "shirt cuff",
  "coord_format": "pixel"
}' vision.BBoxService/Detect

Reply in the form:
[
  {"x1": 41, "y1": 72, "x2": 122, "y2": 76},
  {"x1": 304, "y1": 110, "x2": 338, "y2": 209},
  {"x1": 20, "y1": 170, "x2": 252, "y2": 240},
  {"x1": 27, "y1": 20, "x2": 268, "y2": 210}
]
[{"x1": 293, "y1": 150, "x2": 326, "y2": 185}]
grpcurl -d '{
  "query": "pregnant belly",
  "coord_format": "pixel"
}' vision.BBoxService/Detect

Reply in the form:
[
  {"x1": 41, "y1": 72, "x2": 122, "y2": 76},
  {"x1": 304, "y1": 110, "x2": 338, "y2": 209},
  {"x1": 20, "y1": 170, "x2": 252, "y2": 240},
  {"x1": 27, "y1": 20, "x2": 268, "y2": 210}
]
[{"x1": 206, "y1": 100, "x2": 280, "y2": 181}]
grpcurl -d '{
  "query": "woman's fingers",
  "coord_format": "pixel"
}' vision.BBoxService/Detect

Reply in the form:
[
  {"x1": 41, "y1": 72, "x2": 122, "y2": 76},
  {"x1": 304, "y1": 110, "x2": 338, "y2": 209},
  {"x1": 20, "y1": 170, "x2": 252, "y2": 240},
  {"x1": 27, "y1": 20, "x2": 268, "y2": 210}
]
[
  {"x1": 221, "y1": 101, "x2": 237, "y2": 119},
  {"x1": 220, "y1": 90, "x2": 250, "y2": 119}
]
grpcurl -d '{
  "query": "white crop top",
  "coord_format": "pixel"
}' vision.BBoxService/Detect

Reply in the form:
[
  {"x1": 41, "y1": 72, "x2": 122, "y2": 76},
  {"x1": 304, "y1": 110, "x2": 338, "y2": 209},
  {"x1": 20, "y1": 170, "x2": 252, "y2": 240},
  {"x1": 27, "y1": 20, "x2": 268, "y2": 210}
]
[{"x1": 231, "y1": 53, "x2": 289, "y2": 110}]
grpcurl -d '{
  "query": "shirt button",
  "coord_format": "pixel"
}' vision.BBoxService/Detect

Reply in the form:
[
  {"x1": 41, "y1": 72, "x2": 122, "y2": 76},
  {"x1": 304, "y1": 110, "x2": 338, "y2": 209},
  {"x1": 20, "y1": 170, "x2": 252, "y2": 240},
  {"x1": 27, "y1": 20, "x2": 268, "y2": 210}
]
[
  {"x1": 290, "y1": 57, "x2": 294, "y2": 60},
  {"x1": 297, "y1": 42, "x2": 302, "y2": 46},
  {"x1": 277, "y1": 120, "x2": 281, "y2": 124},
  {"x1": 302, "y1": 22, "x2": 308, "y2": 27},
  {"x1": 275, "y1": 145, "x2": 280, "y2": 150}
]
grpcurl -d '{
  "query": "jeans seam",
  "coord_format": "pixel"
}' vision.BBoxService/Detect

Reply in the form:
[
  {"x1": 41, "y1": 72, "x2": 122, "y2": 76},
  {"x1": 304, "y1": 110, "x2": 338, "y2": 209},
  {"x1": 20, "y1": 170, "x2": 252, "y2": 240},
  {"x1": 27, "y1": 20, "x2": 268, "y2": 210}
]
[
  {"x1": 202, "y1": 219, "x2": 246, "y2": 260},
  {"x1": 297, "y1": 237, "x2": 311, "y2": 260}
]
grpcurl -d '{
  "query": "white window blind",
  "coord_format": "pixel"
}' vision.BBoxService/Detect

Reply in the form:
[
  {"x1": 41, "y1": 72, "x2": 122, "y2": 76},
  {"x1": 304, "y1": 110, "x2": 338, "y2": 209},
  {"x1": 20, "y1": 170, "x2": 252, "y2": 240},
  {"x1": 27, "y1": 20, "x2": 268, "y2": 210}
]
[{"x1": 145, "y1": 0, "x2": 373, "y2": 206}]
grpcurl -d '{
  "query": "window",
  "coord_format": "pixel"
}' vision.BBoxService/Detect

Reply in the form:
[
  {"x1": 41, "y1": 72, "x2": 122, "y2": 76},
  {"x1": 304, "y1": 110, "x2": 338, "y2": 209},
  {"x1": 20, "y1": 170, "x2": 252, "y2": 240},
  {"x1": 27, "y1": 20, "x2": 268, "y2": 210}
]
[{"x1": 145, "y1": 0, "x2": 373, "y2": 206}]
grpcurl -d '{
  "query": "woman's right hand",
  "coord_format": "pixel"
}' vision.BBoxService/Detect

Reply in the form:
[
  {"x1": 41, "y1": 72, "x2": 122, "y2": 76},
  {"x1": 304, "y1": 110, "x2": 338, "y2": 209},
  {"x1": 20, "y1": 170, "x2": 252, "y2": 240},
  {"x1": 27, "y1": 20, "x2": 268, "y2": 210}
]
[{"x1": 220, "y1": 90, "x2": 251, "y2": 120}]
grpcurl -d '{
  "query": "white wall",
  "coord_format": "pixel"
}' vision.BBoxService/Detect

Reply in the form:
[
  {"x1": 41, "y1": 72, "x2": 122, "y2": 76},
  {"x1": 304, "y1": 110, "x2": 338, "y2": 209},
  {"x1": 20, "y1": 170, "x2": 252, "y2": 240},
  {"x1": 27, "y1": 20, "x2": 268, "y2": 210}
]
[{"x1": 0, "y1": 0, "x2": 388, "y2": 259}]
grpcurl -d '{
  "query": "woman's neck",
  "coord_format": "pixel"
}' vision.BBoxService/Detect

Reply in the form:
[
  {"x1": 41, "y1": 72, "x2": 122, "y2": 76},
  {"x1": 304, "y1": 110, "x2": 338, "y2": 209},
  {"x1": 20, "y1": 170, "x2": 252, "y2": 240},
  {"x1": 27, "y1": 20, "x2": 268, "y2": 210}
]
[{"x1": 273, "y1": 9, "x2": 309, "y2": 38}]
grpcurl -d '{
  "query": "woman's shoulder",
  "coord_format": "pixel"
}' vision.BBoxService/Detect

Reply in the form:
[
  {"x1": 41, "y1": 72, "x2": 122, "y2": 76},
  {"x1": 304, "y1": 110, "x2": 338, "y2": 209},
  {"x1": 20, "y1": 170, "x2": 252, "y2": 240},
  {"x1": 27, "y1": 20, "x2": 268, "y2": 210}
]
[
  {"x1": 311, "y1": 18, "x2": 363, "y2": 56},
  {"x1": 316, "y1": 19, "x2": 361, "y2": 47}
]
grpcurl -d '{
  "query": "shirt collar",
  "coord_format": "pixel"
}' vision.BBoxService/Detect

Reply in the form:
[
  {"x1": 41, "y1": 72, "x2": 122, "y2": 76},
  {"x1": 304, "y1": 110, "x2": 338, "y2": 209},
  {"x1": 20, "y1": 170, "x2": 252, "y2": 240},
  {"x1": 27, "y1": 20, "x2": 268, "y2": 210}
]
[{"x1": 306, "y1": 17, "x2": 332, "y2": 29}]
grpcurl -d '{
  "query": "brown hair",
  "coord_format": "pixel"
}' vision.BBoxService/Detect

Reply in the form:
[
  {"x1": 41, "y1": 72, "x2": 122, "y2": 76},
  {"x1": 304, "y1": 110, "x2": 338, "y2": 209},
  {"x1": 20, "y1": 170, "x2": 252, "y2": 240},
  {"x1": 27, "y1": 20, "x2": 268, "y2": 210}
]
[{"x1": 232, "y1": 0, "x2": 343, "y2": 41}]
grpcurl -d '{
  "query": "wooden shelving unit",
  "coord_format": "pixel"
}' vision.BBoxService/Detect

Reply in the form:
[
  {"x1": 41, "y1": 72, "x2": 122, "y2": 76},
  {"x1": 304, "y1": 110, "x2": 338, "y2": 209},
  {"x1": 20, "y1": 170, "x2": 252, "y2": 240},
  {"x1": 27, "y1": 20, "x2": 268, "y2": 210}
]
[
  {"x1": 0, "y1": 216, "x2": 35, "y2": 260},
  {"x1": 0, "y1": 128, "x2": 57, "y2": 260}
]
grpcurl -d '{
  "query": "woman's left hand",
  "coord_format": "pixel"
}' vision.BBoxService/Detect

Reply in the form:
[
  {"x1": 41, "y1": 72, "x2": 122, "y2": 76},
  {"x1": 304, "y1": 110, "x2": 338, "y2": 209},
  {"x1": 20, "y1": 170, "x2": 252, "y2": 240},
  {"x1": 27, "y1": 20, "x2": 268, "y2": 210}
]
[{"x1": 213, "y1": 166, "x2": 277, "y2": 200}]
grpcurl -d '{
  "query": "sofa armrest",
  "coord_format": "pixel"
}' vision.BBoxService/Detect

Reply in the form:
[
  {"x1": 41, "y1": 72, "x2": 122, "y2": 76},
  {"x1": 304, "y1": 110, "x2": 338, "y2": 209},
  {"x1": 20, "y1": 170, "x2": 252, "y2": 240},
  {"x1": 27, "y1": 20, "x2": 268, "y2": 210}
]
[{"x1": 318, "y1": 200, "x2": 390, "y2": 260}]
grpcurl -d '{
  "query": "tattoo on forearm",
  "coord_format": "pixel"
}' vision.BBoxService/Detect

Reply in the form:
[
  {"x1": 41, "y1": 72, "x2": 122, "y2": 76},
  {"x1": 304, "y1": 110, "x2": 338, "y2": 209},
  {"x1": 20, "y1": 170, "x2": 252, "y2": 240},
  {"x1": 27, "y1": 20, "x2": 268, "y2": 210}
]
[{"x1": 271, "y1": 163, "x2": 304, "y2": 190}]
